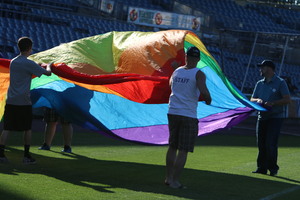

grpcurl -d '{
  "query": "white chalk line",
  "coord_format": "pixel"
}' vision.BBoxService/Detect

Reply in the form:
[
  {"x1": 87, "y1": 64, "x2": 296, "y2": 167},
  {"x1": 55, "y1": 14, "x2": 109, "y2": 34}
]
[{"x1": 259, "y1": 185, "x2": 300, "y2": 200}]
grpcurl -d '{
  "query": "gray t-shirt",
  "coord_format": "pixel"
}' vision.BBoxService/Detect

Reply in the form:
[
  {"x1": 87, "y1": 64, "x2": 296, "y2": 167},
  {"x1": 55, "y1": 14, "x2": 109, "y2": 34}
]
[{"x1": 6, "y1": 55, "x2": 47, "y2": 105}]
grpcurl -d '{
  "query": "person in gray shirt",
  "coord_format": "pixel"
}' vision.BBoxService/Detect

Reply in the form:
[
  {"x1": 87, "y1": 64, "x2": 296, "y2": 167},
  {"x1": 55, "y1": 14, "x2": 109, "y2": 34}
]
[
  {"x1": 0, "y1": 37, "x2": 52, "y2": 164},
  {"x1": 251, "y1": 60, "x2": 291, "y2": 176}
]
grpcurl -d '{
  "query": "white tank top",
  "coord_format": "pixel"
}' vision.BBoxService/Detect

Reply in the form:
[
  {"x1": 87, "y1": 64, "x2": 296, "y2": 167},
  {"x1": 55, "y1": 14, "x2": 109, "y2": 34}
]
[{"x1": 168, "y1": 66, "x2": 200, "y2": 118}]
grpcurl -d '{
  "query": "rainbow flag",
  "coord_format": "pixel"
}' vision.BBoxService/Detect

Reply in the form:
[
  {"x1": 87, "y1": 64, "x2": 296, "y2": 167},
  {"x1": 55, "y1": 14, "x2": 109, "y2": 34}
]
[{"x1": 0, "y1": 30, "x2": 264, "y2": 145}]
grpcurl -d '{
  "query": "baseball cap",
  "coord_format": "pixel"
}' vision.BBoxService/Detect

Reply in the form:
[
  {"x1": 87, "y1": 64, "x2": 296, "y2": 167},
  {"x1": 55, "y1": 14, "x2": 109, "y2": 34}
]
[
  {"x1": 186, "y1": 46, "x2": 200, "y2": 58},
  {"x1": 257, "y1": 60, "x2": 275, "y2": 70}
]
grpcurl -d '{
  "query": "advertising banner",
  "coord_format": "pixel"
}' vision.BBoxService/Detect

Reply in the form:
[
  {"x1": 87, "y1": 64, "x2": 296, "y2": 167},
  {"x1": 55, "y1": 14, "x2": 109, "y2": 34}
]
[
  {"x1": 99, "y1": 0, "x2": 115, "y2": 14},
  {"x1": 127, "y1": 7, "x2": 201, "y2": 31}
]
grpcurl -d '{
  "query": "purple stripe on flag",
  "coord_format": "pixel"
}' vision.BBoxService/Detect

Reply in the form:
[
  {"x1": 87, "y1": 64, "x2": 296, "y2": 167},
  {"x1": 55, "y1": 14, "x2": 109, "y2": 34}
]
[{"x1": 111, "y1": 107, "x2": 253, "y2": 145}]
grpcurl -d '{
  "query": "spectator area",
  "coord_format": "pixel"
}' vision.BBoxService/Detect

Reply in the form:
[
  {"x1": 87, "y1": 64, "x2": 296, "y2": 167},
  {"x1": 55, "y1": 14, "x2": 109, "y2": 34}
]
[{"x1": 1, "y1": 0, "x2": 299, "y2": 95}]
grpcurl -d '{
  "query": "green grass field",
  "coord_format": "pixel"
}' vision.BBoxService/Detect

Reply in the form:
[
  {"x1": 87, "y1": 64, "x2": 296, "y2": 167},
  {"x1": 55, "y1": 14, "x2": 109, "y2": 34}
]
[{"x1": 0, "y1": 126, "x2": 299, "y2": 200}]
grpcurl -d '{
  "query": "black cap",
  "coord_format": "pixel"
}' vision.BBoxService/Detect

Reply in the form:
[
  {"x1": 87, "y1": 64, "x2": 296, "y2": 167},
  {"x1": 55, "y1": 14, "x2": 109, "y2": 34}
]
[
  {"x1": 186, "y1": 46, "x2": 200, "y2": 58},
  {"x1": 257, "y1": 60, "x2": 275, "y2": 70}
]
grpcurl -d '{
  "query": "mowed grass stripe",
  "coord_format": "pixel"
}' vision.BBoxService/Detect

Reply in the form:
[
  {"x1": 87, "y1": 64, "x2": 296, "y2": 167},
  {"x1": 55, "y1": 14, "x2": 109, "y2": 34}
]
[{"x1": 0, "y1": 130, "x2": 299, "y2": 200}]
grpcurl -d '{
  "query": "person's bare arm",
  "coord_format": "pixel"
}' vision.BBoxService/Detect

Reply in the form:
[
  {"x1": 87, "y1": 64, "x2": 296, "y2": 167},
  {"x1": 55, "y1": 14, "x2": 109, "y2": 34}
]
[
  {"x1": 250, "y1": 97, "x2": 263, "y2": 104},
  {"x1": 196, "y1": 70, "x2": 212, "y2": 105}
]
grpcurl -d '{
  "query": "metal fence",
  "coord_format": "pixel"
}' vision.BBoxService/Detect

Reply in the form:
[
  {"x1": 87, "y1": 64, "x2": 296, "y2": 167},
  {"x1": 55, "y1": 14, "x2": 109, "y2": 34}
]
[{"x1": 200, "y1": 28, "x2": 300, "y2": 96}]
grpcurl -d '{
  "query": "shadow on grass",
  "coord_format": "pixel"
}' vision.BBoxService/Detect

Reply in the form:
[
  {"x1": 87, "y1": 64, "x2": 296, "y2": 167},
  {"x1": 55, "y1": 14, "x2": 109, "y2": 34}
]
[
  {"x1": 0, "y1": 190, "x2": 25, "y2": 200},
  {"x1": 274, "y1": 176, "x2": 300, "y2": 185},
  {"x1": 1, "y1": 147, "x2": 299, "y2": 200}
]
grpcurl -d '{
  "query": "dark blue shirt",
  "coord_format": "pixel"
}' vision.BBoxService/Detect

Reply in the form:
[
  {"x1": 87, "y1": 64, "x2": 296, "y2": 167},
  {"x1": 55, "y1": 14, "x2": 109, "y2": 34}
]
[{"x1": 252, "y1": 75, "x2": 290, "y2": 119}]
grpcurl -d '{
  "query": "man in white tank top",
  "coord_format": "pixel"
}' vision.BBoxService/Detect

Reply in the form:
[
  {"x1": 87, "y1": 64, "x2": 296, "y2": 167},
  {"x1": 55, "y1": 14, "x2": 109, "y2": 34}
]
[{"x1": 165, "y1": 46, "x2": 212, "y2": 189}]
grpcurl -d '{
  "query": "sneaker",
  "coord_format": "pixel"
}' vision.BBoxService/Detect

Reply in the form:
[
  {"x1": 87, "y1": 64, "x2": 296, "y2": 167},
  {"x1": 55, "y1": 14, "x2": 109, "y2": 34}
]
[
  {"x1": 169, "y1": 182, "x2": 187, "y2": 189},
  {"x1": 38, "y1": 143, "x2": 50, "y2": 150},
  {"x1": 23, "y1": 156, "x2": 36, "y2": 165},
  {"x1": 0, "y1": 156, "x2": 9, "y2": 163},
  {"x1": 252, "y1": 169, "x2": 267, "y2": 175},
  {"x1": 61, "y1": 147, "x2": 72, "y2": 153},
  {"x1": 270, "y1": 170, "x2": 278, "y2": 176}
]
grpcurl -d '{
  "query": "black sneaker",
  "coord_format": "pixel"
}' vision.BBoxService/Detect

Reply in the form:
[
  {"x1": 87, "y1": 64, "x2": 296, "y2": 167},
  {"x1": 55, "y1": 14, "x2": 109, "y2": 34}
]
[
  {"x1": 270, "y1": 170, "x2": 278, "y2": 176},
  {"x1": 38, "y1": 143, "x2": 50, "y2": 150},
  {"x1": 23, "y1": 155, "x2": 36, "y2": 165},
  {"x1": 252, "y1": 169, "x2": 267, "y2": 174},
  {"x1": 61, "y1": 147, "x2": 72, "y2": 153}
]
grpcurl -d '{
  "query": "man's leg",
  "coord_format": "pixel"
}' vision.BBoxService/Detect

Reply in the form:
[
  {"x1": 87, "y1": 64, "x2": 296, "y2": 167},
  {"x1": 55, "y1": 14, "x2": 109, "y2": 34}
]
[
  {"x1": 165, "y1": 146, "x2": 177, "y2": 184},
  {"x1": 170, "y1": 150, "x2": 188, "y2": 188},
  {"x1": 0, "y1": 130, "x2": 9, "y2": 162},
  {"x1": 166, "y1": 114, "x2": 179, "y2": 184},
  {"x1": 62, "y1": 123, "x2": 73, "y2": 147},
  {"x1": 254, "y1": 119, "x2": 268, "y2": 173},
  {"x1": 61, "y1": 123, "x2": 73, "y2": 153},
  {"x1": 24, "y1": 130, "x2": 32, "y2": 146},
  {"x1": 40, "y1": 108, "x2": 59, "y2": 150},
  {"x1": 266, "y1": 118, "x2": 283, "y2": 175},
  {"x1": 44, "y1": 122, "x2": 58, "y2": 146},
  {"x1": 0, "y1": 130, "x2": 9, "y2": 146},
  {"x1": 1, "y1": 104, "x2": 10, "y2": 160},
  {"x1": 23, "y1": 129, "x2": 36, "y2": 164},
  {"x1": 39, "y1": 121, "x2": 57, "y2": 150},
  {"x1": 24, "y1": 130, "x2": 32, "y2": 157}
]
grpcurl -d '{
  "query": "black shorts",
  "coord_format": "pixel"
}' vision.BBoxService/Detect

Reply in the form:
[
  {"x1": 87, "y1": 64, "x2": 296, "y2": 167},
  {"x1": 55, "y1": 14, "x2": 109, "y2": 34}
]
[
  {"x1": 167, "y1": 114, "x2": 199, "y2": 152},
  {"x1": 3, "y1": 104, "x2": 32, "y2": 131},
  {"x1": 44, "y1": 108, "x2": 70, "y2": 124}
]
